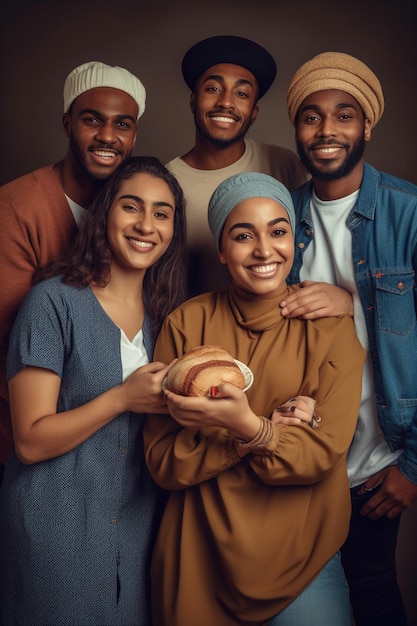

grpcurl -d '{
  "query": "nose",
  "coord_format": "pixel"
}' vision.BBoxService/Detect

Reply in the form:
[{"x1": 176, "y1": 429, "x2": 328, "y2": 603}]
[
  {"x1": 134, "y1": 210, "x2": 155, "y2": 233},
  {"x1": 216, "y1": 88, "x2": 234, "y2": 109},
  {"x1": 95, "y1": 121, "x2": 117, "y2": 144},
  {"x1": 317, "y1": 115, "x2": 337, "y2": 137},
  {"x1": 253, "y1": 235, "x2": 272, "y2": 259}
]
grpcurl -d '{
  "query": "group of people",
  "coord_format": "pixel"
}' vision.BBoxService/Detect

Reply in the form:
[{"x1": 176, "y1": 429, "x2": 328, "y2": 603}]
[{"x1": 0, "y1": 34, "x2": 416, "y2": 626}]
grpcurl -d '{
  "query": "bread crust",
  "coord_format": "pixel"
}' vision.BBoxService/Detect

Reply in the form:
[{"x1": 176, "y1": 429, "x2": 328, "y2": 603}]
[{"x1": 166, "y1": 345, "x2": 245, "y2": 396}]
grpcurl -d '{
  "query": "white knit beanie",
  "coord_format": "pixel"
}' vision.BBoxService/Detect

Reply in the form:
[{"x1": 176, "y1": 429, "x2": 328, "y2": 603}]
[{"x1": 63, "y1": 61, "x2": 146, "y2": 120}]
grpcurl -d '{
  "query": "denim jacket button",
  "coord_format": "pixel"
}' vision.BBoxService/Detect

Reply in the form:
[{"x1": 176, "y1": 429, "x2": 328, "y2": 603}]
[
  {"x1": 298, "y1": 242, "x2": 305, "y2": 249},
  {"x1": 305, "y1": 229, "x2": 312, "y2": 236},
  {"x1": 397, "y1": 282, "x2": 405, "y2": 290}
]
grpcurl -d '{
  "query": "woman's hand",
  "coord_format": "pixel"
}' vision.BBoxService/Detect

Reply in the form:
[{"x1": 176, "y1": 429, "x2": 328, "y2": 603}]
[
  {"x1": 271, "y1": 395, "x2": 320, "y2": 429},
  {"x1": 122, "y1": 360, "x2": 176, "y2": 414},
  {"x1": 163, "y1": 383, "x2": 261, "y2": 442}
]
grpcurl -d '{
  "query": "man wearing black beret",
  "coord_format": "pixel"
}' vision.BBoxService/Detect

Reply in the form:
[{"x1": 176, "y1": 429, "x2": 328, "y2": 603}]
[{"x1": 166, "y1": 35, "x2": 307, "y2": 296}]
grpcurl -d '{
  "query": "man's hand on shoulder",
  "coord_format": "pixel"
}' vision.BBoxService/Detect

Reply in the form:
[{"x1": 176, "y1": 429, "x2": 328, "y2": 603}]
[{"x1": 280, "y1": 280, "x2": 354, "y2": 319}]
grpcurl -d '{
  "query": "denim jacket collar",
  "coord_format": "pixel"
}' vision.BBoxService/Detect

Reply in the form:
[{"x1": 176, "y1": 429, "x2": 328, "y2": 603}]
[{"x1": 297, "y1": 162, "x2": 378, "y2": 228}]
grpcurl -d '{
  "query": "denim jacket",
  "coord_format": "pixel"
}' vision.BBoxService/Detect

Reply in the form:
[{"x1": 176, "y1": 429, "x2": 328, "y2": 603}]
[{"x1": 288, "y1": 163, "x2": 417, "y2": 485}]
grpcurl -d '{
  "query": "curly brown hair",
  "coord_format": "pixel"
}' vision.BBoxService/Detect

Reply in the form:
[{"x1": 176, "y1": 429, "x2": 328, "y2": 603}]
[{"x1": 40, "y1": 156, "x2": 187, "y2": 338}]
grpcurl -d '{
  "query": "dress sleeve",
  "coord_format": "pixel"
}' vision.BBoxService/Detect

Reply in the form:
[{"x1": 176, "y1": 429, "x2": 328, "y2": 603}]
[{"x1": 7, "y1": 281, "x2": 66, "y2": 381}]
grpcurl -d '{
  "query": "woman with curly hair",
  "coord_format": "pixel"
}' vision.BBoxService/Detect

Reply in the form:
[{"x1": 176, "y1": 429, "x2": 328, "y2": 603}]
[{"x1": 0, "y1": 156, "x2": 186, "y2": 625}]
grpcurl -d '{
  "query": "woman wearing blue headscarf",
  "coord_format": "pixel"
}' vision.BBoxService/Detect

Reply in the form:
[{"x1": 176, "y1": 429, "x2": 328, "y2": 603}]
[{"x1": 144, "y1": 172, "x2": 365, "y2": 626}]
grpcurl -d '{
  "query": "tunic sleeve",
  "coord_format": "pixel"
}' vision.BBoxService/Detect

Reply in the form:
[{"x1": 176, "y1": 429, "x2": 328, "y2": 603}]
[
  {"x1": 144, "y1": 309, "x2": 365, "y2": 490},
  {"x1": 249, "y1": 315, "x2": 365, "y2": 484},
  {"x1": 144, "y1": 317, "x2": 241, "y2": 490}
]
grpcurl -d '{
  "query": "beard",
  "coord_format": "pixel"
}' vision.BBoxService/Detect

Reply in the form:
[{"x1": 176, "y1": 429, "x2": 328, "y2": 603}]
[
  {"x1": 296, "y1": 133, "x2": 366, "y2": 181},
  {"x1": 69, "y1": 136, "x2": 129, "y2": 183}
]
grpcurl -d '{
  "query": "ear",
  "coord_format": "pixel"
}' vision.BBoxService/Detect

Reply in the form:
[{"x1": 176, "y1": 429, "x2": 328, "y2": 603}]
[
  {"x1": 189, "y1": 93, "x2": 196, "y2": 114},
  {"x1": 249, "y1": 105, "x2": 259, "y2": 126},
  {"x1": 62, "y1": 113, "x2": 71, "y2": 139},
  {"x1": 218, "y1": 249, "x2": 227, "y2": 265},
  {"x1": 364, "y1": 118, "x2": 372, "y2": 142}
]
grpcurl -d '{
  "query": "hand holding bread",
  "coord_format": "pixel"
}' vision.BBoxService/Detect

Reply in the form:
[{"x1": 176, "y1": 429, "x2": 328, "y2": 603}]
[
  {"x1": 162, "y1": 346, "x2": 260, "y2": 440},
  {"x1": 166, "y1": 345, "x2": 246, "y2": 397}
]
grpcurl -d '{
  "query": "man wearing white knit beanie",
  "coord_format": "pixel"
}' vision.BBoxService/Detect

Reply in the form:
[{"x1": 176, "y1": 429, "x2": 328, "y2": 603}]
[{"x1": 0, "y1": 61, "x2": 146, "y2": 480}]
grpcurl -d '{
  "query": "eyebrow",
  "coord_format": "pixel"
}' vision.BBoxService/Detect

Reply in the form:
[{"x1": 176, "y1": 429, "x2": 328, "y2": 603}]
[
  {"x1": 78, "y1": 108, "x2": 137, "y2": 123},
  {"x1": 227, "y1": 216, "x2": 290, "y2": 234},
  {"x1": 299, "y1": 102, "x2": 359, "y2": 116},
  {"x1": 203, "y1": 74, "x2": 255, "y2": 89},
  {"x1": 119, "y1": 194, "x2": 174, "y2": 210}
]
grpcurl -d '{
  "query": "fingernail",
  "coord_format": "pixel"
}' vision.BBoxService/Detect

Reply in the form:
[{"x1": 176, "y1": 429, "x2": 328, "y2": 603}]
[
  {"x1": 290, "y1": 405, "x2": 296, "y2": 412},
  {"x1": 210, "y1": 386, "x2": 219, "y2": 397}
]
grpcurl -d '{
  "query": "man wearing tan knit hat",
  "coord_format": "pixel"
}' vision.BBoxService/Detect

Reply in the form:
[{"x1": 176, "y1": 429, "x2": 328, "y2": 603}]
[
  {"x1": 286, "y1": 51, "x2": 384, "y2": 130},
  {"x1": 281, "y1": 51, "x2": 417, "y2": 626},
  {"x1": 0, "y1": 61, "x2": 146, "y2": 483}
]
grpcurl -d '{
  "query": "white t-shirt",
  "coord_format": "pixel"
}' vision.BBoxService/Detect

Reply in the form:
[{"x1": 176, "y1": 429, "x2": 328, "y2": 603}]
[
  {"x1": 66, "y1": 195, "x2": 87, "y2": 227},
  {"x1": 300, "y1": 190, "x2": 400, "y2": 487}
]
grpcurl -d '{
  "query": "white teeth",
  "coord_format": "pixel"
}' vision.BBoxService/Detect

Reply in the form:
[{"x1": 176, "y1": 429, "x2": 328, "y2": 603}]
[
  {"x1": 318, "y1": 147, "x2": 340, "y2": 153},
  {"x1": 211, "y1": 116, "x2": 236, "y2": 123},
  {"x1": 93, "y1": 150, "x2": 116, "y2": 158},
  {"x1": 128, "y1": 238, "x2": 153, "y2": 249},
  {"x1": 252, "y1": 264, "x2": 276, "y2": 273}
]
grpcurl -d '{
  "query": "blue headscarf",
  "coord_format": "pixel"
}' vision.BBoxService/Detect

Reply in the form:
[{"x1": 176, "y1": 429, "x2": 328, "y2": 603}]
[{"x1": 208, "y1": 172, "x2": 296, "y2": 250}]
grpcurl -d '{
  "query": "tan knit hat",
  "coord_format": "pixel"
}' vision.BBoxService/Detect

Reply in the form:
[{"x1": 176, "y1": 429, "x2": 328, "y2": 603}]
[
  {"x1": 63, "y1": 61, "x2": 146, "y2": 120},
  {"x1": 287, "y1": 51, "x2": 384, "y2": 128}
]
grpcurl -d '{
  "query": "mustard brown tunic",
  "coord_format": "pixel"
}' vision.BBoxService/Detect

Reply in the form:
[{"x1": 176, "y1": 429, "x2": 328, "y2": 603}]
[{"x1": 144, "y1": 285, "x2": 365, "y2": 626}]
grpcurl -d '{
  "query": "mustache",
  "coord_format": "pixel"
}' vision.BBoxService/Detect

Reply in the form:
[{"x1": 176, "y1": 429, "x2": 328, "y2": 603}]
[
  {"x1": 88, "y1": 143, "x2": 120, "y2": 151},
  {"x1": 209, "y1": 109, "x2": 239, "y2": 119},
  {"x1": 308, "y1": 139, "x2": 348, "y2": 149}
]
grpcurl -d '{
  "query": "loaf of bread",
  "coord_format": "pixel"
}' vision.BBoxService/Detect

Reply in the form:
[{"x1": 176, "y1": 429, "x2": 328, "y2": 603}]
[{"x1": 166, "y1": 345, "x2": 245, "y2": 397}]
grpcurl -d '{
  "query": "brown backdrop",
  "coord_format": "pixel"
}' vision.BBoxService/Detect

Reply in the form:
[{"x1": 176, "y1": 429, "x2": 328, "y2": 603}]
[{"x1": 1, "y1": 0, "x2": 416, "y2": 622}]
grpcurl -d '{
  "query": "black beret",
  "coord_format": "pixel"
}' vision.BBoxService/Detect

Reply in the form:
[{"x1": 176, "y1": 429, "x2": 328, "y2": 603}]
[{"x1": 181, "y1": 35, "x2": 277, "y2": 99}]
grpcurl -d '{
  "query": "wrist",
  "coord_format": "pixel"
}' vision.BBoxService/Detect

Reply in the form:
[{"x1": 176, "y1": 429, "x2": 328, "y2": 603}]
[
  {"x1": 106, "y1": 384, "x2": 128, "y2": 416},
  {"x1": 234, "y1": 416, "x2": 275, "y2": 449}
]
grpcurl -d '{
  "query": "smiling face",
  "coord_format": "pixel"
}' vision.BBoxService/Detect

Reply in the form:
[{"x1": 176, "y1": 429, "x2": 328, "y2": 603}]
[
  {"x1": 190, "y1": 63, "x2": 259, "y2": 147},
  {"x1": 107, "y1": 172, "x2": 175, "y2": 274},
  {"x1": 63, "y1": 87, "x2": 138, "y2": 182},
  {"x1": 218, "y1": 197, "x2": 294, "y2": 298},
  {"x1": 295, "y1": 89, "x2": 371, "y2": 183}
]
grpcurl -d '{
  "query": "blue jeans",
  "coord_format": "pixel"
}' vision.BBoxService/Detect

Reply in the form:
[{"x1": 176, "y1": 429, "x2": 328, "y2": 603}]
[
  {"x1": 268, "y1": 552, "x2": 352, "y2": 626},
  {"x1": 341, "y1": 484, "x2": 407, "y2": 626}
]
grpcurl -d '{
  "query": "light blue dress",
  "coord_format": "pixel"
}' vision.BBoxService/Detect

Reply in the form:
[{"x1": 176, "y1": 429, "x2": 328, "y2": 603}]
[{"x1": 0, "y1": 276, "x2": 161, "y2": 626}]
